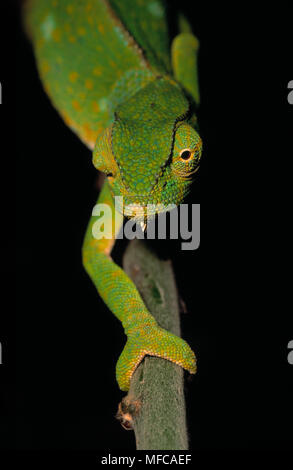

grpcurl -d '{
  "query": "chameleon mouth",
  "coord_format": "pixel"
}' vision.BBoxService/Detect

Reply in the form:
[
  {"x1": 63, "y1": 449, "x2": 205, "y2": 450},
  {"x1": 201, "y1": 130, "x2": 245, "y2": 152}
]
[
  {"x1": 118, "y1": 200, "x2": 149, "y2": 219},
  {"x1": 115, "y1": 197, "x2": 171, "y2": 220}
]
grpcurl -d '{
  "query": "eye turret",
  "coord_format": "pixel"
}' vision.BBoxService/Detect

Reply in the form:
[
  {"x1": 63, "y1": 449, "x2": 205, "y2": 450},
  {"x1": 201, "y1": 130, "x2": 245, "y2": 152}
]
[{"x1": 172, "y1": 123, "x2": 202, "y2": 177}]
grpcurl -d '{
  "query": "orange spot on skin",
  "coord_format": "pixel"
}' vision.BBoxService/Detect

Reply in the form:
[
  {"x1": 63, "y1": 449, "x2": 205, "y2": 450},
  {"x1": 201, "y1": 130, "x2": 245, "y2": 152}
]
[
  {"x1": 87, "y1": 16, "x2": 94, "y2": 25},
  {"x1": 85, "y1": 79, "x2": 94, "y2": 90},
  {"x1": 111, "y1": 271, "x2": 120, "y2": 280},
  {"x1": 88, "y1": 238, "x2": 113, "y2": 256},
  {"x1": 92, "y1": 102, "x2": 100, "y2": 113},
  {"x1": 62, "y1": 111, "x2": 74, "y2": 128},
  {"x1": 77, "y1": 27, "x2": 86, "y2": 36},
  {"x1": 66, "y1": 5, "x2": 74, "y2": 14},
  {"x1": 93, "y1": 67, "x2": 102, "y2": 76},
  {"x1": 41, "y1": 60, "x2": 50, "y2": 75},
  {"x1": 72, "y1": 100, "x2": 82, "y2": 111},
  {"x1": 69, "y1": 36, "x2": 76, "y2": 43},
  {"x1": 69, "y1": 72, "x2": 79, "y2": 83},
  {"x1": 82, "y1": 123, "x2": 97, "y2": 146},
  {"x1": 52, "y1": 28, "x2": 61, "y2": 42},
  {"x1": 98, "y1": 24, "x2": 105, "y2": 34},
  {"x1": 86, "y1": 2, "x2": 93, "y2": 12}
]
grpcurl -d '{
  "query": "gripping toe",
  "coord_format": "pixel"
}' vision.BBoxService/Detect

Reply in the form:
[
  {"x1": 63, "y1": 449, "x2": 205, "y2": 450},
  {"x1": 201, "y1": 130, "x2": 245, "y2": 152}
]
[{"x1": 116, "y1": 324, "x2": 196, "y2": 391}]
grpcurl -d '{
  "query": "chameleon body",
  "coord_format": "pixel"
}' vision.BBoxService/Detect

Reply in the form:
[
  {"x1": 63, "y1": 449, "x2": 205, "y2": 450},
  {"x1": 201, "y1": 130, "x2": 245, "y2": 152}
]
[{"x1": 24, "y1": 0, "x2": 202, "y2": 391}]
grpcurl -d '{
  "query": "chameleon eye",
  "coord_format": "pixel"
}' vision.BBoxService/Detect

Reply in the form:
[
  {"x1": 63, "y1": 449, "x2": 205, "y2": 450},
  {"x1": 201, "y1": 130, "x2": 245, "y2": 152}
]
[{"x1": 180, "y1": 149, "x2": 192, "y2": 161}]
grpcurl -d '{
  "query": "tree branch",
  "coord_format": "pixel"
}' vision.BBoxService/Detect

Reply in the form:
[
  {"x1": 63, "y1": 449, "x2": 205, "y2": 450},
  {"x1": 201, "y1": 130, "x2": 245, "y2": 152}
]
[{"x1": 116, "y1": 239, "x2": 189, "y2": 450}]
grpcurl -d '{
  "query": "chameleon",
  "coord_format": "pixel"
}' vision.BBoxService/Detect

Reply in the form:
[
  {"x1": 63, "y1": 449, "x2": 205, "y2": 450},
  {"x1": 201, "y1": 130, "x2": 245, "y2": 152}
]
[{"x1": 23, "y1": 0, "x2": 202, "y2": 391}]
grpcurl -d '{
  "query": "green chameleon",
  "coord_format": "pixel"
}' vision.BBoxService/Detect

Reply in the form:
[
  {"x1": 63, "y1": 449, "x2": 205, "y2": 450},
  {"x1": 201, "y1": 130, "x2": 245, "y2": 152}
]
[{"x1": 24, "y1": 0, "x2": 202, "y2": 391}]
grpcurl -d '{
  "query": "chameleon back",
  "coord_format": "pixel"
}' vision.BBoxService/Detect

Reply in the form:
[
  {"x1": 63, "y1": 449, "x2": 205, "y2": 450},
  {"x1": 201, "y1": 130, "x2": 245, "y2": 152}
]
[{"x1": 24, "y1": 0, "x2": 171, "y2": 149}]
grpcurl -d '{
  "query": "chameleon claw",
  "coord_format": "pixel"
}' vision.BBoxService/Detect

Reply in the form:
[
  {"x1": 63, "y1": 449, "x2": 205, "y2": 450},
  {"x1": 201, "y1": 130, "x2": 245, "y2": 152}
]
[{"x1": 116, "y1": 323, "x2": 196, "y2": 391}]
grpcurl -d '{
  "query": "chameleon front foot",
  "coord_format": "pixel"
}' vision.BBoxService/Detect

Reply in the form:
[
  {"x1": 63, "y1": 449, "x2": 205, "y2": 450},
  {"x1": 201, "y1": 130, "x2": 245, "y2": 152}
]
[{"x1": 116, "y1": 323, "x2": 196, "y2": 391}]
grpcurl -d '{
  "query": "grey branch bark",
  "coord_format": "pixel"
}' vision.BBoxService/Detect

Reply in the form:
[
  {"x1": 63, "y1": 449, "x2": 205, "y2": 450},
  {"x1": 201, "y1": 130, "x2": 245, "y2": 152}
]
[{"x1": 117, "y1": 239, "x2": 189, "y2": 450}]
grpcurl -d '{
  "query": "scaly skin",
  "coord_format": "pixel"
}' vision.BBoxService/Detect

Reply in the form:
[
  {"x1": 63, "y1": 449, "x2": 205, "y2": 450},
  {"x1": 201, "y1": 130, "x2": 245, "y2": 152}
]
[{"x1": 24, "y1": 0, "x2": 202, "y2": 391}]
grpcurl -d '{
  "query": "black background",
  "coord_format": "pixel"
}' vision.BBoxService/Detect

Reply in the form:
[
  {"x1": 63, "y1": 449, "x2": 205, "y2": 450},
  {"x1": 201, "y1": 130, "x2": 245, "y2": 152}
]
[{"x1": 0, "y1": 0, "x2": 292, "y2": 453}]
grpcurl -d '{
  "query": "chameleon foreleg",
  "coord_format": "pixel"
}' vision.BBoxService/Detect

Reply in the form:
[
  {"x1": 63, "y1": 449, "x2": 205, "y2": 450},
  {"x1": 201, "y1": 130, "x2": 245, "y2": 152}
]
[
  {"x1": 171, "y1": 33, "x2": 200, "y2": 106},
  {"x1": 82, "y1": 181, "x2": 196, "y2": 391}
]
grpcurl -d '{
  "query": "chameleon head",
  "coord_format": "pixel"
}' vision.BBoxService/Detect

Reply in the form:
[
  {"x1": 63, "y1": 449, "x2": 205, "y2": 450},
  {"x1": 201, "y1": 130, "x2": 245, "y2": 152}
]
[{"x1": 93, "y1": 119, "x2": 202, "y2": 221}]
